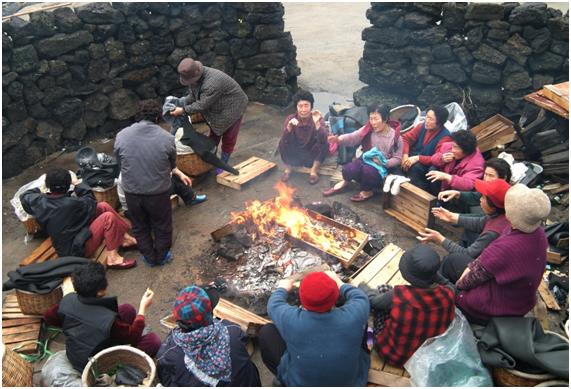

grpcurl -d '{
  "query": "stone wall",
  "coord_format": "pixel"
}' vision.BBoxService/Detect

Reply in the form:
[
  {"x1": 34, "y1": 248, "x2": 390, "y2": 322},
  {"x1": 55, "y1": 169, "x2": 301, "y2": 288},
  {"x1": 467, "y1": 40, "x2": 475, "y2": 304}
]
[
  {"x1": 2, "y1": 2, "x2": 299, "y2": 178},
  {"x1": 355, "y1": 2, "x2": 568, "y2": 125}
]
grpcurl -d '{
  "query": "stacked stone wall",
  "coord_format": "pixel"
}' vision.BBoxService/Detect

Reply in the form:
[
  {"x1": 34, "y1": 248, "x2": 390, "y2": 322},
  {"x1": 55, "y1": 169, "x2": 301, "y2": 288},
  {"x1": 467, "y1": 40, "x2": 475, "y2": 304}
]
[
  {"x1": 2, "y1": 2, "x2": 299, "y2": 178},
  {"x1": 355, "y1": 2, "x2": 568, "y2": 124}
]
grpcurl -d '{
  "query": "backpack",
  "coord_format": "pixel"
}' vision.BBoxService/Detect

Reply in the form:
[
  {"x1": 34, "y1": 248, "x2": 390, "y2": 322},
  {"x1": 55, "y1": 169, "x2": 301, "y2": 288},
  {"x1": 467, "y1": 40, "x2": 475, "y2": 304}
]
[{"x1": 326, "y1": 105, "x2": 369, "y2": 165}]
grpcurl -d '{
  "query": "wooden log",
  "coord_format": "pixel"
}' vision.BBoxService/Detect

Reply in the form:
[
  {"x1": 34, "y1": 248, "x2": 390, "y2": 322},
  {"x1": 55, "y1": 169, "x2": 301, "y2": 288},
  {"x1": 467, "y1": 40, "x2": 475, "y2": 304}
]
[{"x1": 211, "y1": 222, "x2": 237, "y2": 242}]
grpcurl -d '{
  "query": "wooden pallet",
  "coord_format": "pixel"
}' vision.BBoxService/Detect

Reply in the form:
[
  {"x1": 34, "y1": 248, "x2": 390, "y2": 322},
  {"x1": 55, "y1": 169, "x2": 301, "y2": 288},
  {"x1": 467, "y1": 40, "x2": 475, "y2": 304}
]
[
  {"x1": 2, "y1": 294, "x2": 43, "y2": 354},
  {"x1": 368, "y1": 352, "x2": 412, "y2": 387},
  {"x1": 525, "y1": 91, "x2": 569, "y2": 119},
  {"x1": 541, "y1": 82, "x2": 569, "y2": 112},
  {"x1": 350, "y1": 243, "x2": 408, "y2": 288},
  {"x1": 20, "y1": 238, "x2": 107, "y2": 267},
  {"x1": 471, "y1": 114, "x2": 516, "y2": 153},
  {"x1": 216, "y1": 156, "x2": 276, "y2": 190},
  {"x1": 383, "y1": 182, "x2": 436, "y2": 233}
]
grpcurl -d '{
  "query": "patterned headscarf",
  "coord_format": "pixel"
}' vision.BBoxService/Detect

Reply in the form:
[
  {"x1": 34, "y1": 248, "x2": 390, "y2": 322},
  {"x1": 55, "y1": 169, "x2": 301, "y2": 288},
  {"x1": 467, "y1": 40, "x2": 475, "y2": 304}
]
[{"x1": 172, "y1": 285, "x2": 213, "y2": 329}]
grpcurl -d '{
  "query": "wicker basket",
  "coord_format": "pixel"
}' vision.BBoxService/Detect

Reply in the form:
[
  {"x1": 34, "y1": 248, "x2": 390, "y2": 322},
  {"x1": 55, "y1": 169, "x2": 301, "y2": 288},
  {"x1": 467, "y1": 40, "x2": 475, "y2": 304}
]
[
  {"x1": 82, "y1": 345, "x2": 156, "y2": 387},
  {"x1": 16, "y1": 286, "x2": 63, "y2": 315},
  {"x1": 1, "y1": 344, "x2": 33, "y2": 387},
  {"x1": 177, "y1": 152, "x2": 213, "y2": 177},
  {"x1": 92, "y1": 184, "x2": 119, "y2": 210},
  {"x1": 22, "y1": 218, "x2": 41, "y2": 235},
  {"x1": 492, "y1": 367, "x2": 556, "y2": 387}
]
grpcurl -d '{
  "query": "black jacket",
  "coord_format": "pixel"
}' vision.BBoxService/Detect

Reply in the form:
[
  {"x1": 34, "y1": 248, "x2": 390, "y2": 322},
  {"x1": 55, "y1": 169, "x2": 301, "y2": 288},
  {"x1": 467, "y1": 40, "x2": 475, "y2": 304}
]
[
  {"x1": 20, "y1": 183, "x2": 96, "y2": 257},
  {"x1": 58, "y1": 293, "x2": 118, "y2": 371},
  {"x1": 156, "y1": 320, "x2": 261, "y2": 387}
]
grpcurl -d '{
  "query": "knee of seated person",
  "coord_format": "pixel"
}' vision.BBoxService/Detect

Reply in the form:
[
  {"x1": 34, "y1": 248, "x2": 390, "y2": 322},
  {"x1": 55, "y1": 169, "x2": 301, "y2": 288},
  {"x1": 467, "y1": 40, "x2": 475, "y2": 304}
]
[{"x1": 97, "y1": 201, "x2": 114, "y2": 212}]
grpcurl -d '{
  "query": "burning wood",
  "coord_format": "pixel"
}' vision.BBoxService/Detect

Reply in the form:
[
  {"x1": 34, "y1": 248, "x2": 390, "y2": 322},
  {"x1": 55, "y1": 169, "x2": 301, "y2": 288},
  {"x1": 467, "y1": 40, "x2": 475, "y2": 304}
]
[{"x1": 228, "y1": 182, "x2": 369, "y2": 268}]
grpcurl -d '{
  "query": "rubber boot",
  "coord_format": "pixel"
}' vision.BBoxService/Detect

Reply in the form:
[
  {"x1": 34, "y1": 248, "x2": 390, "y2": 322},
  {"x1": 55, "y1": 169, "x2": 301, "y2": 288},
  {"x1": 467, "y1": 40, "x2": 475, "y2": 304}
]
[{"x1": 216, "y1": 152, "x2": 232, "y2": 175}]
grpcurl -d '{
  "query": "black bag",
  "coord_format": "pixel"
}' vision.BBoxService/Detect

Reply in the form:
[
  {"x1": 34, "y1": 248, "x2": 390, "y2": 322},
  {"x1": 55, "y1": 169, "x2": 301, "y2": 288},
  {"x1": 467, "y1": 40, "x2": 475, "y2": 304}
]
[
  {"x1": 326, "y1": 105, "x2": 368, "y2": 165},
  {"x1": 75, "y1": 147, "x2": 119, "y2": 188}
]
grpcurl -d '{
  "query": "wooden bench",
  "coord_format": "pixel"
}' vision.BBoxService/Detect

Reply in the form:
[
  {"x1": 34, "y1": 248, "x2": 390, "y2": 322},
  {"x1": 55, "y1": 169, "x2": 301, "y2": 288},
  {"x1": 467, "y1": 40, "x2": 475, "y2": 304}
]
[
  {"x1": 20, "y1": 237, "x2": 107, "y2": 267},
  {"x1": 2, "y1": 293, "x2": 43, "y2": 354},
  {"x1": 383, "y1": 182, "x2": 436, "y2": 233}
]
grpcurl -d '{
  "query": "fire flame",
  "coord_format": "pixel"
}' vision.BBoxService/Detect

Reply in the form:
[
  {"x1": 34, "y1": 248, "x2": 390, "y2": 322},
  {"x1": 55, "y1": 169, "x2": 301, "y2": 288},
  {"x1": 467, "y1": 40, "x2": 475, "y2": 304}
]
[{"x1": 231, "y1": 182, "x2": 354, "y2": 254}]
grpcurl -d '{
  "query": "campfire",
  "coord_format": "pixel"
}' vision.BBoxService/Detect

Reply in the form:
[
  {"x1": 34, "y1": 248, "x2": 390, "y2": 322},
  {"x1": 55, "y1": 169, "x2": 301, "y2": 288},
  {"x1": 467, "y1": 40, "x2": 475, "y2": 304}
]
[{"x1": 208, "y1": 183, "x2": 376, "y2": 313}]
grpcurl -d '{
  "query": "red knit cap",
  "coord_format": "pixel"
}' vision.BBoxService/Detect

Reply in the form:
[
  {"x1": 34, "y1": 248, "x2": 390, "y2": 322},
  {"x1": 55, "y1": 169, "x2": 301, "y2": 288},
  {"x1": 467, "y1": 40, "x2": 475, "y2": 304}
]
[
  {"x1": 475, "y1": 178, "x2": 510, "y2": 209},
  {"x1": 299, "y1": 272, "x2": 339, "y2": 313}
]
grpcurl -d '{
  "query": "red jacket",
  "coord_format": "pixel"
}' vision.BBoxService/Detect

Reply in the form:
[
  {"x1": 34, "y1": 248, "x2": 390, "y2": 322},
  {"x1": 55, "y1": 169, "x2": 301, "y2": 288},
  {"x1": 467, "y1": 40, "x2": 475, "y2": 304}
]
[
  {"x1": 431, "y1": 142, "x2": 485, "y2": 191},
  {"x1": 402, "y1": 123, "x2": 452, "y2": 165},
  {"x1": 376, "y1": 285, "x2": 455, "y2": 367}
]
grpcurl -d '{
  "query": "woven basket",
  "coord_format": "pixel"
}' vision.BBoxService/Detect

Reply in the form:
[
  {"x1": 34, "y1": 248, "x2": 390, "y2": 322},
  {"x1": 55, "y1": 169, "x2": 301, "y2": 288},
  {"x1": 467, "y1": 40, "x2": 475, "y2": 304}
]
[
  {"x1": 82, "y1": 345, "x2": 156, "y2": 387},
  {"x1": 1, "y1": 344, "x2": 33, "y2": 387},
  {"x1": 92, "y1": 184, "x2": 119, "y2": 210},
  {"x1": 492, "y1": 367, "x2": 556, "y2": 387},
  {"x1": 177, "y1": 153, "x2": 213, "y2": 177},
  {"x1": 190, "y1": 112, "x2": 205, "y2": 123},
  {"x1": 16, "y1": 286, "x2": 63, "y2": 315},
  {"x1": 22, "y1": 218, "x2": 41, "y2": 234}
]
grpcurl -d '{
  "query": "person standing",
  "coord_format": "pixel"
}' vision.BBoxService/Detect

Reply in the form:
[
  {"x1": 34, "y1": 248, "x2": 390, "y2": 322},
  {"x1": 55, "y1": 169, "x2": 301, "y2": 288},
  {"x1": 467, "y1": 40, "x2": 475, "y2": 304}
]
[
  {"x1": 171, "y1": 58, "x2": 248, "y2": 173},
  {"x1": 114, "y1": 100, "x2": 191, "y2": 266}
]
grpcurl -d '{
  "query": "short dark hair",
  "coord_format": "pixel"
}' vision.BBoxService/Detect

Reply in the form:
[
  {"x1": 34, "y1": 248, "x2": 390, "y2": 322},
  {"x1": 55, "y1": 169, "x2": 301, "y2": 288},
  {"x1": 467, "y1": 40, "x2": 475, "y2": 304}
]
[
  {"x1": 135, "y1": 99, "x2": 162, "y2": 123},
  {"x1": 451, "y1": 130, "x2": 478, "y2": 155},
  {"x1": 293, "y1": 89, "x2": 314, "y2": 108},
  {"x1": 484, "y1": 196, "x2": 505, "y2": 214},
  {"x1": 45, "y1": 168, "x2": 71, "y2": 194},
  {"x1": 72, "y1": 262, "x2": 108, "y2": 298},
  {"x1": 428, "y1": 105, "x2": 449, "y2": 127},
  {"x1": 367, "y1": 103, "x2": 390, "y2": 121},
  {"x1": 486, "y1": 157, "x2": 512, "y2": 183}
]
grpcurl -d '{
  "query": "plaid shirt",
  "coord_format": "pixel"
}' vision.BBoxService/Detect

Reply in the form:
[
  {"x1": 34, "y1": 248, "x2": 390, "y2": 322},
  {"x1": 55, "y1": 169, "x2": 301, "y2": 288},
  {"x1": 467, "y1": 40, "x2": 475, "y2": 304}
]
[{"x1": 376, "y1": 285, "x2": 455, "y2": 367}]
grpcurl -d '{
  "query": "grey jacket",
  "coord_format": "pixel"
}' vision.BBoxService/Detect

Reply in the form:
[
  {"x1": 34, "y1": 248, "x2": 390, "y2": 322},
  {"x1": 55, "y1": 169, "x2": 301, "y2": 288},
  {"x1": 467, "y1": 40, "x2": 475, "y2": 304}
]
[
  {"x1": 182, "y1": 67, "x2": 248, "y2": 135},
  {"x1": 114, "y1": 121, "x2": 176, "y2": 195}
]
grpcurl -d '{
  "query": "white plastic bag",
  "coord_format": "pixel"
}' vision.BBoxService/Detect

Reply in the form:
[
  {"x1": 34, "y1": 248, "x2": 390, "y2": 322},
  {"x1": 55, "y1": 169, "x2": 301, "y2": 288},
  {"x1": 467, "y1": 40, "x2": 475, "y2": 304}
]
[
  {"x1": 404, "y1": 309, "x2": 493, "y2": 387},
  {"x1": 40, "y1": 351, "x2": 82, "y2": 387},
  {"x1": 443, "y1": 102, "x2": 468, "y2": 133},
  {"x1": 11, "y1": 174, "x2": 47, "y2": 222}
]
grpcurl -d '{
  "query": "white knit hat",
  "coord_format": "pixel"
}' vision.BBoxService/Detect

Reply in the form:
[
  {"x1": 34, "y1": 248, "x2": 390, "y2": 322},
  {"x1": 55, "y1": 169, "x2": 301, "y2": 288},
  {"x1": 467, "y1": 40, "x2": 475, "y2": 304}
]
[{"x1": 505, "y1": 184, "x2": 551, "y2": 233}]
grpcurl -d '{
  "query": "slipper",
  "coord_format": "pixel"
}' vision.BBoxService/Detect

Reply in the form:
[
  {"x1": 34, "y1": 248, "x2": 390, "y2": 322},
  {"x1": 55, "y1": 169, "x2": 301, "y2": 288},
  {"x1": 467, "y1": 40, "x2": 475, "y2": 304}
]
[
  {"x1": 383, "y1": 174, "x2": 397, "y2": 193},
  {"x1": 281, "y1": 171, "x2": 291, "y2": 182},
  {"x1": 390, "y1": 176, "x2": 411, "y2": 195},
  {"x1": 323, "y1": 185, "x2": 348, "y2": 197},
  {"x1": 107, "y1": 258, "x2": 137, "y2": 270},
  {"x1": 308, "y1": 174, "x2": 319, "y2": 185},
  {"x1": 350, "y1": 192, "x2": 374, "y2": 202}
]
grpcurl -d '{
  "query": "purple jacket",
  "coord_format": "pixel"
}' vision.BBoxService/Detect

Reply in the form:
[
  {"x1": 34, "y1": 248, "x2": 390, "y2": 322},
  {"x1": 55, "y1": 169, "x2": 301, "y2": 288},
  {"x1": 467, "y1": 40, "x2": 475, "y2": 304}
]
[
  {"x1": 431, "y1": 142, "x2": 484, "y2": 191},
  {"x1": 456, "y1": 226, "x2": 547, "y2": 321}
]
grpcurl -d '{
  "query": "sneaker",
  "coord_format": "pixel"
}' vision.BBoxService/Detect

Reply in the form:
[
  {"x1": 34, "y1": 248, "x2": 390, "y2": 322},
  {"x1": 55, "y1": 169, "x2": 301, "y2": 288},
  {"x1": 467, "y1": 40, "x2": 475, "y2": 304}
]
[
  {"x1": 189, "y1": 194, "x2": 207, "y2": 206},
  {"x1": 140, "y1": 255, "x2": 157, "y2": 267},
  {"x1": 158, "y1": 250, "x2": 173, "y2": 265},
  {"x1": 215, "y1": 168, "x2": 224, "y2": 175}
]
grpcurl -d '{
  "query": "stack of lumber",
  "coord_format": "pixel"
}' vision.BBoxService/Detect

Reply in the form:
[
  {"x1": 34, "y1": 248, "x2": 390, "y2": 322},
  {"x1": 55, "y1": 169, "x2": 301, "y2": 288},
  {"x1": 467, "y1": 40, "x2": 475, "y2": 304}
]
[
  {"x1": 524, "y1": 82, "x2": 569, "y2": 119},
  {"x1": 471, "y1": 114, "x2": 516, "y2": 153},
  {"x1": 2, "y1": 294, "x2": 43, "y2": 354}
]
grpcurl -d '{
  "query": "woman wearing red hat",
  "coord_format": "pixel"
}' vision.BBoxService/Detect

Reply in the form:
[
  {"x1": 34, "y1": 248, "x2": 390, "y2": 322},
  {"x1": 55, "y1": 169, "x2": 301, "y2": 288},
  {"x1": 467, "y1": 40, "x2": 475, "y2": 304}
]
[
  {"x1": 258, "y1": 271, "x2": 370, "y2": 386},
  {"x1": 417, "y1": 179, "x2": 511, "y2": 275}
]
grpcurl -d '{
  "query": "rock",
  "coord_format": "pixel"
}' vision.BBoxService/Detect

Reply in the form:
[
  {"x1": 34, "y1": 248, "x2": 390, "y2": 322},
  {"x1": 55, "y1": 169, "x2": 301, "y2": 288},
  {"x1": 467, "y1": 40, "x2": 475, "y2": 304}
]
[
  {"x1": 84, "y1": 93, "x2": 110, "y2": 111},
  {"x1": 28, "y1": 103, "x2": 51, "y2": 120},
  {"x1": 147, "y1": 15, "x2": 168, "y2": 30},
  {"x1": 442, "y1": 3, "x2": 466, "y2": 31},
  {"x1": 402, "y1": 12, "x2": 436, "y2": 29},
  {"x1": 226, "y1": 20, "x2": 253, "y2": 38},
  {"x1": 2, "y1": 72, "x2": 18, "y2": 86},
  {"x1": 104, "y1": 38, "x2": 126, "y2": 62},
  {"x1": 364, "y1": 42, "x2": 406, "y2": 65},
  {"x1": 547, "y1": 17, "x2": 569, "y2": 41},
  {"x1": 48, "y1": 60, "x2": 68, "y2": 76},
  {"x1": 193, "y1": 38, "x2": 216, "y2": 53},
  {"x1": 509, "y1": 3, "x2": 549, "y2": 26},
  {"x1": 403, "y1": 45, "x2": 433, "y2": 64},
  {"x1": 487, "y1": 28, "x2": 510, "y2": 41},
  {"x1": 108, "y1": 89, "x2": 140, "y2": 120},
  {"x1": 417, "y1": 82, "x2": 464, "y2": 106},
  {"x1": 528, "y1": 51, "x2": 564, "y2": 72},
  {"x1": 430, "y1": 63, "x2": 467, "y2": 83},
  {"x1": 532, "y1": 74, "x2": 554, "y2": 90},
  {"x1": 84, "y1": 109, "x2": 108, "y2": 129},
  {"x1": 111, "y1": 2, "x2": 146, "y2": 16},
  {"x1": 246, "y1": 10, "x2": 284, "y2": 25},
  {"x1": 150, "y1": 35, "x2": 174, "y2": 54},
  {"x1": 465, "y1": 26, "x2": 485, "y2": 50},
  {"x1": 487, "y1": 20, "x2": 510, "y2": 29},
  {"x1": 3, "y1": 119, "x2": 35, "y2": 152},
  {"x1": 503, "y1": 70, "x2": 532, "y2": 91},
  {"x1": 236, "y1": 53, "x2": 289, "y2": 70},
  {"x1": 121, "y1": 66, "x2": 159, "y2": 84},
  {"x1": 11, "y1": 45, "x2": 39, "y2": 74},
  {"x1": 53, "y1": 7, "x2": 82, "y2": 33},
  {"x1": 62, "y1": 119, "x2": 87, "y2": 140},
  {"x1": 465, "y1": 3, "x2": 504, "y2": 20},
  {"x1": 468, "y1": 84, "x2": 502, "y2": 105},
  {"x1": 92, "y1": 24, "x2": 118, "y2": 43},
  {"x1": 36, "y1": 120, "x2": 64, "y2": 141},
  {"x1": 135, "y1": 80, "x2": 158, "y2": 99},
  {"x1": 29, "y1": 11, "x2": 57, "y2": 37},
  {"x1": 88, "y1": 58, "x2": 110, "y2": 82},
  {"x1": 175, "y1": 26, "x2": 199, "y2": 47},
  {"x1": 362, "y1": 26, "x2": 409, "y2": 47},
  {"x1": 55, "y1": 72, "x2": 72, "y2": 86},
  {"x1": 453, "y1": 47, "x2": 474, "y2": 67},
  {"x1": 76, "y1": 3, "x2": 125, "y2": 24},
  {"x1": 36, "y1": 31, "x2": 94, "y2": 58},
  {"x1": 500, "y1": 34, "x2": 532, "y2": 65},
  {"x1": 211, "y1": 56, "x2": 233, "y2": 75},
  {"x1": 126, "y1": 40, "x2": 151, "y2": 57},
  {"x1": 473, "y1": 44, "x2": 507, "y2": 66},
  {"x1": 2, "y1": 144, "x2": 25, "y2": 178},
  {"x1": 6, "y1": 81, "x2": 23, "y2": 100},
  {"x1": 503, "y1": 60, "x2": 527, "y2": 75},
  {"x1": 169, "y1": 18, "x2": 184, "y2": 32},
  {"x1": 366, "y1": 8, "x2": 404, "y2": 27},
  {"x1": 88, "y1": 43, "x2": 106, "y2": 60},
  {"x1": 410, "y1": 27, "x2": 448, "y2": 47},
  {"x1": 259, "y1": 35, "x2": 293, "y2": 54},
  {"x1": 23, "y1": 84, "x2": 43, "y2": 105},
  {"x1": 3, "y1": 17, "x2": 36, "y2": 43},
  {"x1": 117, "y1": 24, "x2": 136, "y2": 43},
  {"x1": 167, "y1": 47, "x2": 197, "y2": 68},
  {"x1": 42, "y1": 86, "x2": 70, "y2": 106},
  {"x1": 550, "y1": 40, "x2": 568, "y2": 56},
  {"x1": 266, "y1": 68, "x2": 288, "y2": 86},
  {"x1": 431, "y1": 43, "x2": 454, "y2": 63},
  {"x1": 359, "y1": 58, "x2": 423, "y2": 96},
  {"x1": 53, "y1": 97, "x2": 84, "y2": 123},
  {"x1": 234, "y1": 69, "x2": 259, "y2": 85},
  {"x1": 129, "y1": 53, "x2": 154, "y2": 68},
  {"x1": 255, "y1": 76, "x2": 267, "y2": 90},
  {"x1": 157, "y1": 65, "x2": 180, "y2": 95},
  {"x1": 5, "y1": 102, "x2": 28, "y2": 122},
  {"x1": 253, "y1": 24, "x2": 285, "y2": 40}
]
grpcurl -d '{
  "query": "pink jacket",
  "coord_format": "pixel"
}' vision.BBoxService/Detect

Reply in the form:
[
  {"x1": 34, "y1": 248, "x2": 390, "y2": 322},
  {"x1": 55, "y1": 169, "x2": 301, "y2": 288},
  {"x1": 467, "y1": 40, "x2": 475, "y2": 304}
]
[{"x1": 431, "y1": 142, "x2": 484, "y2": 191}]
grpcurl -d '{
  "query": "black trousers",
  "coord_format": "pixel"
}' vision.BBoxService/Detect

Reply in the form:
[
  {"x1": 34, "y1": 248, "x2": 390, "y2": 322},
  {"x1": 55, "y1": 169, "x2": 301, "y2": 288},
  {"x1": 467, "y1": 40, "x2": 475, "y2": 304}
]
[
  {"x1": 171, "y1": 174, "x2": 195, "y2": 204},
  {"x1": 125, "y1": 190, "x2": 172, "y2": 263},
  {"x1": 440, "y1": 252, "x2": 474, "y2": 284},
  {"x1": 258, "y1": 324, "x2": 286, "y2": 376},
  {"x1": 407, "y1": 163, "x2": 441, "y2": 195}
]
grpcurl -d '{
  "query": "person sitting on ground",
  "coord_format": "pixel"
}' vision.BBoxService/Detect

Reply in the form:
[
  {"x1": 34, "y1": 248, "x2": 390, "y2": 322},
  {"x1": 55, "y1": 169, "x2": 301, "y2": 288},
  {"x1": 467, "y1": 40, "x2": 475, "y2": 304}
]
[
  {"x1": 438, "y1": 157, "x2": 512, "y2": 214},
  {"x1": 424, "y1": 130, "x2": 485, "y2": 196},
  {"x1": 43, "y1": 262, "x2": 160, "y2": 371},
  {"x1": 258, "y1": 271, "x2": 370, "y2": 386},
  {"x1": 20, "y1": 168, "x2": 137, "y2": 270},
  {"x1": 156, "y1": 285, "x2": 261, "y2": 387},
  {"x1": 359, "y1": 244, "x2": 455, "y2": 368},
  {"x1": 324, "y1": 104, "x2": 403, "y2": 202},
  {"x1": 401, "y1": 105, "x2": 452, "y2": 192},
  {"x1": 418, "y1": 179, "x2": 511, "y2": 260},
  {"x1": 443, "y1": 184, "x2": 550, "y2": 325},
  {"x1": 278, "y1": 89, "x2": 329, "y2": 185}
]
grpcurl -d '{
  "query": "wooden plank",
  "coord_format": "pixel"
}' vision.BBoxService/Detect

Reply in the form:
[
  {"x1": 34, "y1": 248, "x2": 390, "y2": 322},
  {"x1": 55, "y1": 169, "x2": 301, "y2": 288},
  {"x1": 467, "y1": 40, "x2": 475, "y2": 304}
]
[
  {"x1": 2, "y1": 318, "x2": 41, "y2": 328},
  {"x1": 3, "y1": 330, "x2": 41, "y2": 344},
  {"x1": 210, "y1": 222, "x2": 238, "y2": 242},
  {"x1": 217, "y1": 157, "x2": 277, "y2": 190},
  {"x1": 368, "y1": 368, "x2": 411, "y2": 387},
  {"x1": 385, "y1": 209, "x2": 426, "y2": 233},
  {"x1": 556, "y1": 237, "x2": 569, "y2": 249},
  {"x1": 62, "y1": 276, "x2": 75, "y2": 296},
  {"x1": 6, "y1": 341, "x2": 39, "y2": 354},
  {"x1": 382, "y1": 363, "x2": 407, "y2": 376},
  {"x1": 369, "y1": 250, "x2": 403, "y2": 286},
  {"x1": 1, "y1": 312, "x2": 43, "y2": 319},
  {"x1": 213, "y1": 298, "x2": 271, "y2": 336},
  {"x1": 524, "y1": 91, "x2": 569, "y2": 119},
  {"x1": 387, "y1": 271, "x2": 409, "y2": 286},
  {"x1": 542, "y1": 82, "x2": 569, "y2": 112},
  {"x1": 547, "y1": 249, "x2": 565, "y2": 265},
  {"x1": 20, "y1": 238, "x2": 54, "y2": 266},
  {"x1": 370, "y1": 352, "x2": 385, "y2": 371},
  {"x1": 2, "y1": 323, "x2": 41, "y2": 335},
  {"x1": 532, "y1": 294, "x2": 550, "y2": 331},
  {"x1": 538, "y1": 281, "x2": 560, "y2": 311},
  {"x1": 4, "y1": 294, "x2": 18, "y2": 303},
  {"x1": 351, "y1": 244, "x2": 402, "y2": 286}
]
